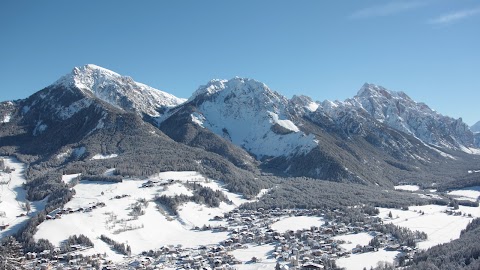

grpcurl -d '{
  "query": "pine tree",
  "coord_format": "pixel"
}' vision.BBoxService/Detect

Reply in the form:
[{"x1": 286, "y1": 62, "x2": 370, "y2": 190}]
[{"x1": 0, "y1": 236, "x2": 24, "y2": 269}]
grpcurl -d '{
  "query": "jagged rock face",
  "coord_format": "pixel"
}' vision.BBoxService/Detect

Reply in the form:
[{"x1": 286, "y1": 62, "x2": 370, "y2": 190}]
[
  {"x1": 185, "y1": 78, "x2": 318, "y2": 159},
  {"x1": 320, "y1": 83, "x2": 475, "y2": 149},
  {"x1": 54, "y1": 64, "x2": 185, "y2": 117}
]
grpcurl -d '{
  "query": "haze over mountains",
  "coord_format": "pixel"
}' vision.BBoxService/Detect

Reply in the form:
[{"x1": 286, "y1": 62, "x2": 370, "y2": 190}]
[{"x1": 1, "y1": 64, "x2": 479, "y2": 190}]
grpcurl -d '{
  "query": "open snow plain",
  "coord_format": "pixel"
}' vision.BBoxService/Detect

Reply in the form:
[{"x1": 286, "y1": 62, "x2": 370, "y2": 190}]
[{"x1": 34, "y1": 170, "x2": 265, "y2": 261}]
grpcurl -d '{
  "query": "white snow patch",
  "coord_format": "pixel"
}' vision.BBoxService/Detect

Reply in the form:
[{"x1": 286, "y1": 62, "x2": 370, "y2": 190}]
[
  {"x1": 161, "y1": 182, "x2": 194, "y2": 198},
  {"x1": 56, "y1": 149, "x2": 72, "y2": 160},
  {"x1": 423, "y1": 143, "x2": 457, "y2": 159},
  {"x1": 447, "y1": 186, "x2": 480, "y2": 202},
  {"x1": 61, "y1": 173, "x2": 81, "y2": 185},
  {"x1": 0, "y1": 157, "x2": 47, "y2": 238},
  {"x1": 103, "y1": 168, "x2": 116, "y2": 176},
  {"x1": 307, "y1": 102, "x2": 319, "y2": 112},
  {"x1": 335, "y1": 249, "x2": 399, "y2": 270},
  {"x1": 271, "y1": 216, "x2": 324, "y2": 233},
  {"x1": 90, "y1": 153, "x2": 118, "y2": 160},
  {"x1": 56, "y1": 98, "x2": 93, "y2": 120},
  {"x1": 230, "y1": 244, "x2": 277, "y2": 270},
  {"x1": 1, "y1": 114, "x2": 11, "y2": 123},
  {"x1": 460, "y1": 145, "x2": 480, "y2": 155},
  {"x1": 190, "y1": 112, "x2": 206, "y2": 128},
  {"x1": 177, "y1": 201, "x2": 230, "y2": 228},
  {"x1": 333, "y1": 232, "x2": 374, "y2": 252},
  {"x1": 269, "y1": 112, "x2": 300, "y2": 132},
  {"x1": 394, "y1": 185, "x2": 420, "y2": 191}
]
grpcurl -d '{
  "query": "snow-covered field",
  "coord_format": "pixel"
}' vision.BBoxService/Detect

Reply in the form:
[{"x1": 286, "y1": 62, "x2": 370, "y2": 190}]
[
  {"x1": 0, "y1": 157, "x2": 46, "y2": 238},
  {"x1": 378, "y1": 204, "x2": 479, "y2": 249},
  {"x1": 447, "y1": 186, "x2": 480, "y2": 202},
  {"x1": 333, "y1": 232, "x2": 373, "y2": 252},
  {"x1": 271, "y1": 216, "x2": 324, "y2": 233},
  {"x1": 335, "y1": 249, "x2": 399, "y2": 270},
  {"x1": 34, "y1": 171, "x2": 266, "y2": 261},
  {"x1": 230, "y1": 244, "x2": 277, "y2": 270},
  {"x1": 394, "y1": 185, "x2": 420, "y2": 191}
]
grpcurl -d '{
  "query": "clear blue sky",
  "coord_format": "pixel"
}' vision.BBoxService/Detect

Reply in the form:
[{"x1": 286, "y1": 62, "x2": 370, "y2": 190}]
[{"x1": 1, "y1": 1, "x2": 479, "y2": 125}]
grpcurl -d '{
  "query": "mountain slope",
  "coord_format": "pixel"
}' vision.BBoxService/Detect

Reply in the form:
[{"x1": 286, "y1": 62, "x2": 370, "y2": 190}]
[
  {"x1": 322, "y1": 83, "x2": 474, "y2": 150},
  {"x1": 54, "y1": 64, "x2": 185, "y2": 117},
  {"x1": 0, "y1": 69, "x2": 265, "y2": 198},
  {"x1": 185, "y1": 78, "x2": 318, "y2": 159}
]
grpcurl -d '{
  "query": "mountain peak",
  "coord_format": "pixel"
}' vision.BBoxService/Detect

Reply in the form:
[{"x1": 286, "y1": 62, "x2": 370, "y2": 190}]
[
  {"x1": 189, "y1": 77, "x2": 277, "y2": 103},
  {"x1": 356, "y1": 83, "x2": 410, "y2": 101},
  {"x1": 53, "y1": 64, "x2": 185, "y2": 117},
  {"x1": 471, "y1": 121, "x2": 480, "y2": 133}
]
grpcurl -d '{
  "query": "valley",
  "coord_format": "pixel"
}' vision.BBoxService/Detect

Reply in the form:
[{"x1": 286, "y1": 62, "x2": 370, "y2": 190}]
[
  {"x1": 2, "y1": 157, "x2": 480, "y2": 270},
  {"x1": 1, "y1": 65, "x2": 480, "y2": 270}
]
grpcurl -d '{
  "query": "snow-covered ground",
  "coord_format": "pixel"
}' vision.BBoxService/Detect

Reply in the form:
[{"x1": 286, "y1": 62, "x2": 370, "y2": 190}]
[
  {"x1": 378, "y1": 204, "x2": 479, "y2": 249},
  {"x1": 0, "y1": 157, "x2": 47, "y2": 238},
  {"x1": 394, "y1": 185, "x2": 420, "y2": 191},
  {"x1": 34, "y1": 171, "x2": 267, "y2": 261},
  {"x1": 230, "y1": 244, "x2": 277, "y2": 270},
  {"x1": 90, "y1": 153, "x2": 118, "y2": 160},
  {"x1": 271, "y1": 216, "x2": 324, "y2": 233},
  {"x1": 333, "y1": 232, "x2": 374, "y2": 252},
  {"x1": 335, "y1": 249, "x2": 399, "y2": 270},
  {"x1": 61, "y1": 173, "x2": 81, "y2": 185},
  {"x1": 447, "y1": 186, "x2": 480, "y2": 202}
]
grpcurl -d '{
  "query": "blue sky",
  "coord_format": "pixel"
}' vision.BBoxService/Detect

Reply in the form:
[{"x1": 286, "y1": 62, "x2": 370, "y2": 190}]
[{"x1": 1, "y1": 1, "x2": 479, "y2": 125}]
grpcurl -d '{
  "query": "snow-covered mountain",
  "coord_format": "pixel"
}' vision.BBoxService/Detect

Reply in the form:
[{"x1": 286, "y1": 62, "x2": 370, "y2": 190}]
[
  {"x1": 185, "y1": 78, "x2": 318, "y2": 159},
  {"x1": 320, "y1": 83, "x2": 475, "y2": 150},
  {"x1": 1, "y1": 64, "x2": 479, "y2": 186},
  {"x1": 471, "y1": 121, "x2": 480, "y2": 133},
  {"x1": 54, "y1": 64, "x2": 185, "y2": 117}
]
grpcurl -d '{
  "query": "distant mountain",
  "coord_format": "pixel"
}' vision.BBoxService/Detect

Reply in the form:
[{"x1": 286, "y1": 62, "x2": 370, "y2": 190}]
[
  {"x1": 1, "y1": 65, "x2": 479, "y2": 189},
  {"x1": 471, "y1": 121, "x2": 480, "y2": 133},
  {"x1": 321, "y1": 83, "x2": 474, "y2": 150}
]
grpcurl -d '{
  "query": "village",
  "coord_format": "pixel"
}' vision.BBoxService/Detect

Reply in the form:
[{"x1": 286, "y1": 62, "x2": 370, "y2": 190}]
[{"x1": 21, "y1": 206, "x2": 421, "y2": 270}]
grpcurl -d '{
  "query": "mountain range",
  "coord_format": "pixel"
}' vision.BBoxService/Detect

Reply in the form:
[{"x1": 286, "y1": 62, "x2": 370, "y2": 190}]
[{"x1": 1, "y1": 64, "x2": 479, "y2": 192}]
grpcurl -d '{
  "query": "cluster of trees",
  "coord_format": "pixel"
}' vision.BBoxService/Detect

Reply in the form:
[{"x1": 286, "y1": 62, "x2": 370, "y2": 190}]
[
  {"x1": 155, "y1": 185, "x2": 231, "y2": 215},
  {"x1": 99, "y1": 235, "x2": 131, "y2": 256},
  {"x1": 0, "y1": 236, "x2": 23, "y2": 270},
  {"x1": 129, "y1": 198, "x2": 149, "y2": 218},
  {"x1": 372, "y1": 223, "x2": 427, "y2": 247},
  {"x1": 81, "y1": 174, "x2": 122, "y2": 183},
  {"x1": 242, "y1": 177, "x2": 427, "y2": 211},
  {"x1": 404, "y1": 218, "x2": 480, "y2": 269},
  {"x1": 62, "y1": 234, "x2": 94, "y2": 251}
]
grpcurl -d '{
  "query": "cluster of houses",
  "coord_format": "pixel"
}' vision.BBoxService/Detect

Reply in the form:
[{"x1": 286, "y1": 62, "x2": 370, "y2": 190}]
[
  {"x1": 46, "y1": 202, "x2": 106, "y2": 220},
  {"x1": 109, "y1": 208, "x2": 417, "y2": 270},
  {"x1": 22, "y1": 245, "x2": 115, "y2": 270},
  {"x1": 20, "y1": 206, "x2": 420, "y2": 269},
  {"x1": 19, "y1": 191, "x2": 421, "y2": 270}
]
